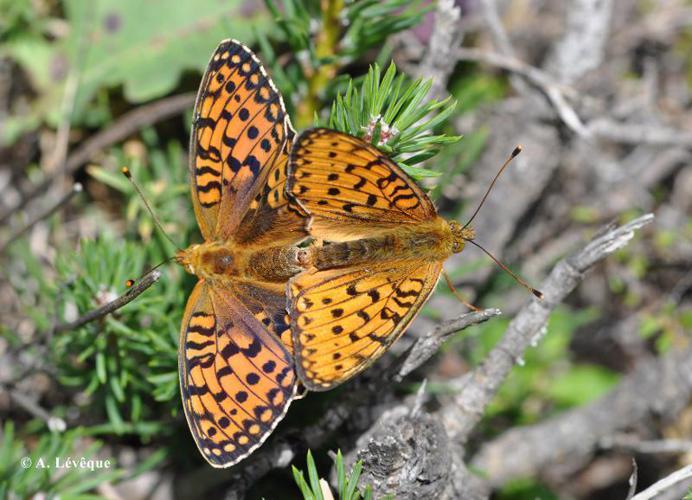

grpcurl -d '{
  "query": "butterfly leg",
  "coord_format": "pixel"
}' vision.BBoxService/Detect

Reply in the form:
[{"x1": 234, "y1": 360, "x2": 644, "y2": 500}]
[{"x1": 442, "y1": 270, "x2": 481, "y2": 312}]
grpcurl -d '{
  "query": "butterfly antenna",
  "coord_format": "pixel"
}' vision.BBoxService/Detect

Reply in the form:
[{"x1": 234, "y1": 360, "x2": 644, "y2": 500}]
[
  {"x1": 465, "y1": 239, "x2": 543, "y2": 299},
  {"x1": 121, "y1": 167, "x2": 181, "y2": 251},
  {"x1": 126, "y1": 256, "x2": 177, "y2": 288},
  {"x1": 462, "y1": 145, "x2": 522, "y2": 231}
]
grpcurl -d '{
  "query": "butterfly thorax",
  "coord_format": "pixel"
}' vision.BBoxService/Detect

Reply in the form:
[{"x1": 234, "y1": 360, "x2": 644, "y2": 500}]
[
  {"x1": 306, "y1": 217, "x2": 474, "y2": 270},
  {"x1": 176, "y1": 241, "x2": 304, "y2": 283}
]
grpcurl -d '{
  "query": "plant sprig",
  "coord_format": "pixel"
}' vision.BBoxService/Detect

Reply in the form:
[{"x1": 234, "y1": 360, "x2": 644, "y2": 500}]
[
  {"x1": 261, "y1": 0, "x2": 428, "y2": 126},
  {"x1": 327, "y1": 63, "x2": 461, "y2": 178},
  {"x1": 292, "y1": 449, "x2": 374, "y2": 500}
]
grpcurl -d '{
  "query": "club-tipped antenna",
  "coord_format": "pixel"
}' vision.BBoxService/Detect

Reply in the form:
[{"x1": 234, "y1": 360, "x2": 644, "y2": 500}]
[
  {"x1": 462, "y1": 145, "x2": 522, "y2": 231},
  {"x1": 126, "y1": 255, "x2": 177, "y2": 288},
  {"x1": 466, "y1": 239, "x2": 543, "y2": 299},
  {"x1": 121, "y1": 167, "x2": 181, "y2": 251}
]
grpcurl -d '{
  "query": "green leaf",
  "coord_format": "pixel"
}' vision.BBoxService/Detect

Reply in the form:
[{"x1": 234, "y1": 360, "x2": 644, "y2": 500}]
[
  {"x1": 306, "y1": 450, "x2": 324, "y2": 500},
  {"x1": 292, "y1": 464, "x2": 315, "y2": 500},
  {"x1": 546, "y1": 365, "x2": 620, "y2": 407},
  {"x1": 3, "y1": 0, "x2": 270, "y2": 137}
]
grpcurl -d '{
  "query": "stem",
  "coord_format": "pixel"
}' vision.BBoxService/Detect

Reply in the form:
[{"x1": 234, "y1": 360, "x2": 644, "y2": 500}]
[
  {"x1": 295, "y1": 0, "x2": 344, "y2": 127},
  {"x1": 52, "y1": 270, "x2": 161, "y2": 334}
]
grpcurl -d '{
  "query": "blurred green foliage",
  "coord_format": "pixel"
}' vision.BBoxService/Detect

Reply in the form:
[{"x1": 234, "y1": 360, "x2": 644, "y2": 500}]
[{"x1": 1, "y1": 0, "x2": 267, "y2": 142}]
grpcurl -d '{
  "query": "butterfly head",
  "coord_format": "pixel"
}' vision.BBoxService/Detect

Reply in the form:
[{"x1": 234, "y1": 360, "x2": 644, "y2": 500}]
[
  {"x1": 448, "y1": 220, "x2": 476, "y2": 254},
  {"x1": 176, "y1": 245, "x2": 200, "y2": 275}
]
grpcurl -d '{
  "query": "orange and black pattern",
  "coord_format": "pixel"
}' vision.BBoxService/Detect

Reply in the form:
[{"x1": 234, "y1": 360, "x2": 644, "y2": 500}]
[
  {"x1": 288, "y1": 260, "x2": 442, "y2": 390},
  {"x1": 189, "y1": 39, "x2": 289, "y2": 240},
  {"x1": 180, "y1": 39, "x2": 301, "y2": 468},
  {"x1": 180, "y1": 282, "x2": 295, "y2": 466},
  {"x1": 235, "y1": 131, "x2": 308, "y2": 246},
  {"x1": 287, "y1": 128, "x2": 436, "y2": 241},
  {"x1": 286, "y1": 129, "x2": 450, "y2": 390}
]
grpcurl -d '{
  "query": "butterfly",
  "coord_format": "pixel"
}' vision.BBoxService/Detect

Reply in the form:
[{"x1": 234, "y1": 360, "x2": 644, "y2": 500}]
[
  {"x1": 175, "y1": 39, "x2": 307, "y2": 467},
  {"x1": 285, "y1": 128, "x2": 479, "y2": 391}
]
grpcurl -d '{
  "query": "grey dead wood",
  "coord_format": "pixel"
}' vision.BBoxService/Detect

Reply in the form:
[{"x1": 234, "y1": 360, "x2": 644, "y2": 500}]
[
  {"x1": 446, "y1": 0, "x2": 615, "y2": 290},
  {"x1": 341, "y1": 404, "x2": 489, "y2": 500},
  {"x1": 415, "y1": 0, "x2": 462, "y2": 101},
  {"x1": 336, "y1": 215, "x2": 652, "y2": 499},
  {"x1": 439, "y1": 214, "x2": 655, "y2": 445},
  {"x1": 346, "y1": 405, "x2": 452, "y2": 499},
  {"x1": 396, "y1": 308, "x2": 502, "y2": 380},
  {"x1": 631, "y1": 464, "x2": 692, "y2": 500},
  {"x1": 601, "y1": 435, "x2": 692, "y2": 455},
  {"x1": 586, "y1": 119, "x2": 692, "y2": 147},
  {"x1": 471, "y1": 345, "x2": 692, "y2": 487},
  {"x1": 51, "y1": 270, "x2": 161, "y2": 335},
  {"x1": 0, "y1": 183, "x2": 83, "y2": 254},
  {"x1": 545, "y1": 0, "x2": 614, "y2": 84}
]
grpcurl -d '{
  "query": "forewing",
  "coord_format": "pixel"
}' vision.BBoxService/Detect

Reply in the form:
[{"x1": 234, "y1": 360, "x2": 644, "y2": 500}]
[
  {"x1": 189, "y1": 39, "x2": 290, "y2": 240},
  {"x1": 288, "y1": 259, "x2": 443, "y2": 390},
  {"x1": 234, "y1": 135, "x2": 308, "y2": 246},
  {"x1": 287, "y1": 128, "x2": 436, "y2": 241},
  {"x1": 179, "y1": 281, "x2": 296, "y2": 467}
]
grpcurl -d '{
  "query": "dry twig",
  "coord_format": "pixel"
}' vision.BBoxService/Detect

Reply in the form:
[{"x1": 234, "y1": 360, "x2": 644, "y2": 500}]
[
  {"x1": 0, "y1": 183, "x2": 83, "y2": 254},
  {"x1": 396, "y1": 308, "x2": 501, "y2": 380},
  {"x1": 52, "y1": 270, "x2": 162, "y2": 335},
  {"x1": 0, "y1": 92, "x2": 195, "y2": 226},
  {"x1": 631, "y1": 464, "x2": 692, "y2": 500},
  {"x1": 472, "y1": 344, "x2": 692, "y2": 486},
  {"x1": 440, "y1": 214, "x2": 655, "y2": 444}
]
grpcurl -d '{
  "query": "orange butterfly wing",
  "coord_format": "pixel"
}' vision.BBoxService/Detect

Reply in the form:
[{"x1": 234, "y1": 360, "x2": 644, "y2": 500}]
[
  {"x1": 288, "y1": 260, "x2": 442, "y2": 390},
  {"x1": 286, "y1": 128, "x2": 446, "y2": 390},
  {"x1": 287, "y1": 128, "x2": 437, "y2": 241},
  {"x1": 180, "y1": 281, "x2": 296, "y2": 467},
  {"x1": 181, "y1": 40, "x2": 304, "y2": 467},
  {"x1": 189, "y1": 39, "x2": 291, "y2": 240},
  {"x1": 235, "y1": 134, "x2": 307, "y2": 246}
]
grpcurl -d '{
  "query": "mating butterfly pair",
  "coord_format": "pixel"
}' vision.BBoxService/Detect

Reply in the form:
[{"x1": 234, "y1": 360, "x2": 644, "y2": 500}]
[{"x1": 176, "y1": 39, "x2": 473, "y2": 467}]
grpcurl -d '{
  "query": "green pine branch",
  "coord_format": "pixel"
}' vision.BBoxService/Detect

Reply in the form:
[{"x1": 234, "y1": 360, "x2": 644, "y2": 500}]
[
  {"x1": 261, "y1": 0, "x2": 428, "y2": 127},
  {"x1": 326, "y1": 62, "x2": 461, "y2": 179}
]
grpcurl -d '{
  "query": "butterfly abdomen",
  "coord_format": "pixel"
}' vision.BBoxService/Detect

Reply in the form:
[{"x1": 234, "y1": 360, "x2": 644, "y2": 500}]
[{"x1": 305, "y1": 216, "x2": 455, "y2": 270}]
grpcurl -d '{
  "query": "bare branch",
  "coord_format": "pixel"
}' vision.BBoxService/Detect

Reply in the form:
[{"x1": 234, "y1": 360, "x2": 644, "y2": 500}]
[
  {"x1": 7, "y1": 388, "x2": 66, "y2": 433},
  {"x1": 601, "y1": 435, "x2": 692, "y2": 455},
  {"x1": 396, "y1": 308, "x2": 501, "y2": 380},
  {"x1": 456, "y1": 47, "x2": 587, "y2": 136},
  {"x1": 631, "y1": 464, "x2": 692, "y2": 500},
  {"x1": 0, "y1": 92, "x2": 195, "y2": 226},
  {"x1": 626, "y1": 460, "x2": 638, "y2": 500},
  {"x1": 470, "y1": 345, "x2": 692, "y2": 487},
  {"x1": 587, "y1": 118, "x2": 692, "y2": 147},
  {"x1": 415, "y1": 0, "x2": 462, "y2": 100},
  {"x1": 439, "y1": 214, "x2": 655, "y2": 444},
  {"x1": 0, "y1": 183, "x2": 83, "y2": 254},
  {"x1": 52, "y1": 270, "x2": 161, "y2": 334},
  {"x1": 546, "y1": 0, "x2": 614, "y2": 84}
]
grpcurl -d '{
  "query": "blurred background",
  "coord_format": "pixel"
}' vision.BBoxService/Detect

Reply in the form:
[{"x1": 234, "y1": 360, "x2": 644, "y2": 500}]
[{"x1": 1, "y1": 0, "x2": 691, "y2": 499}]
